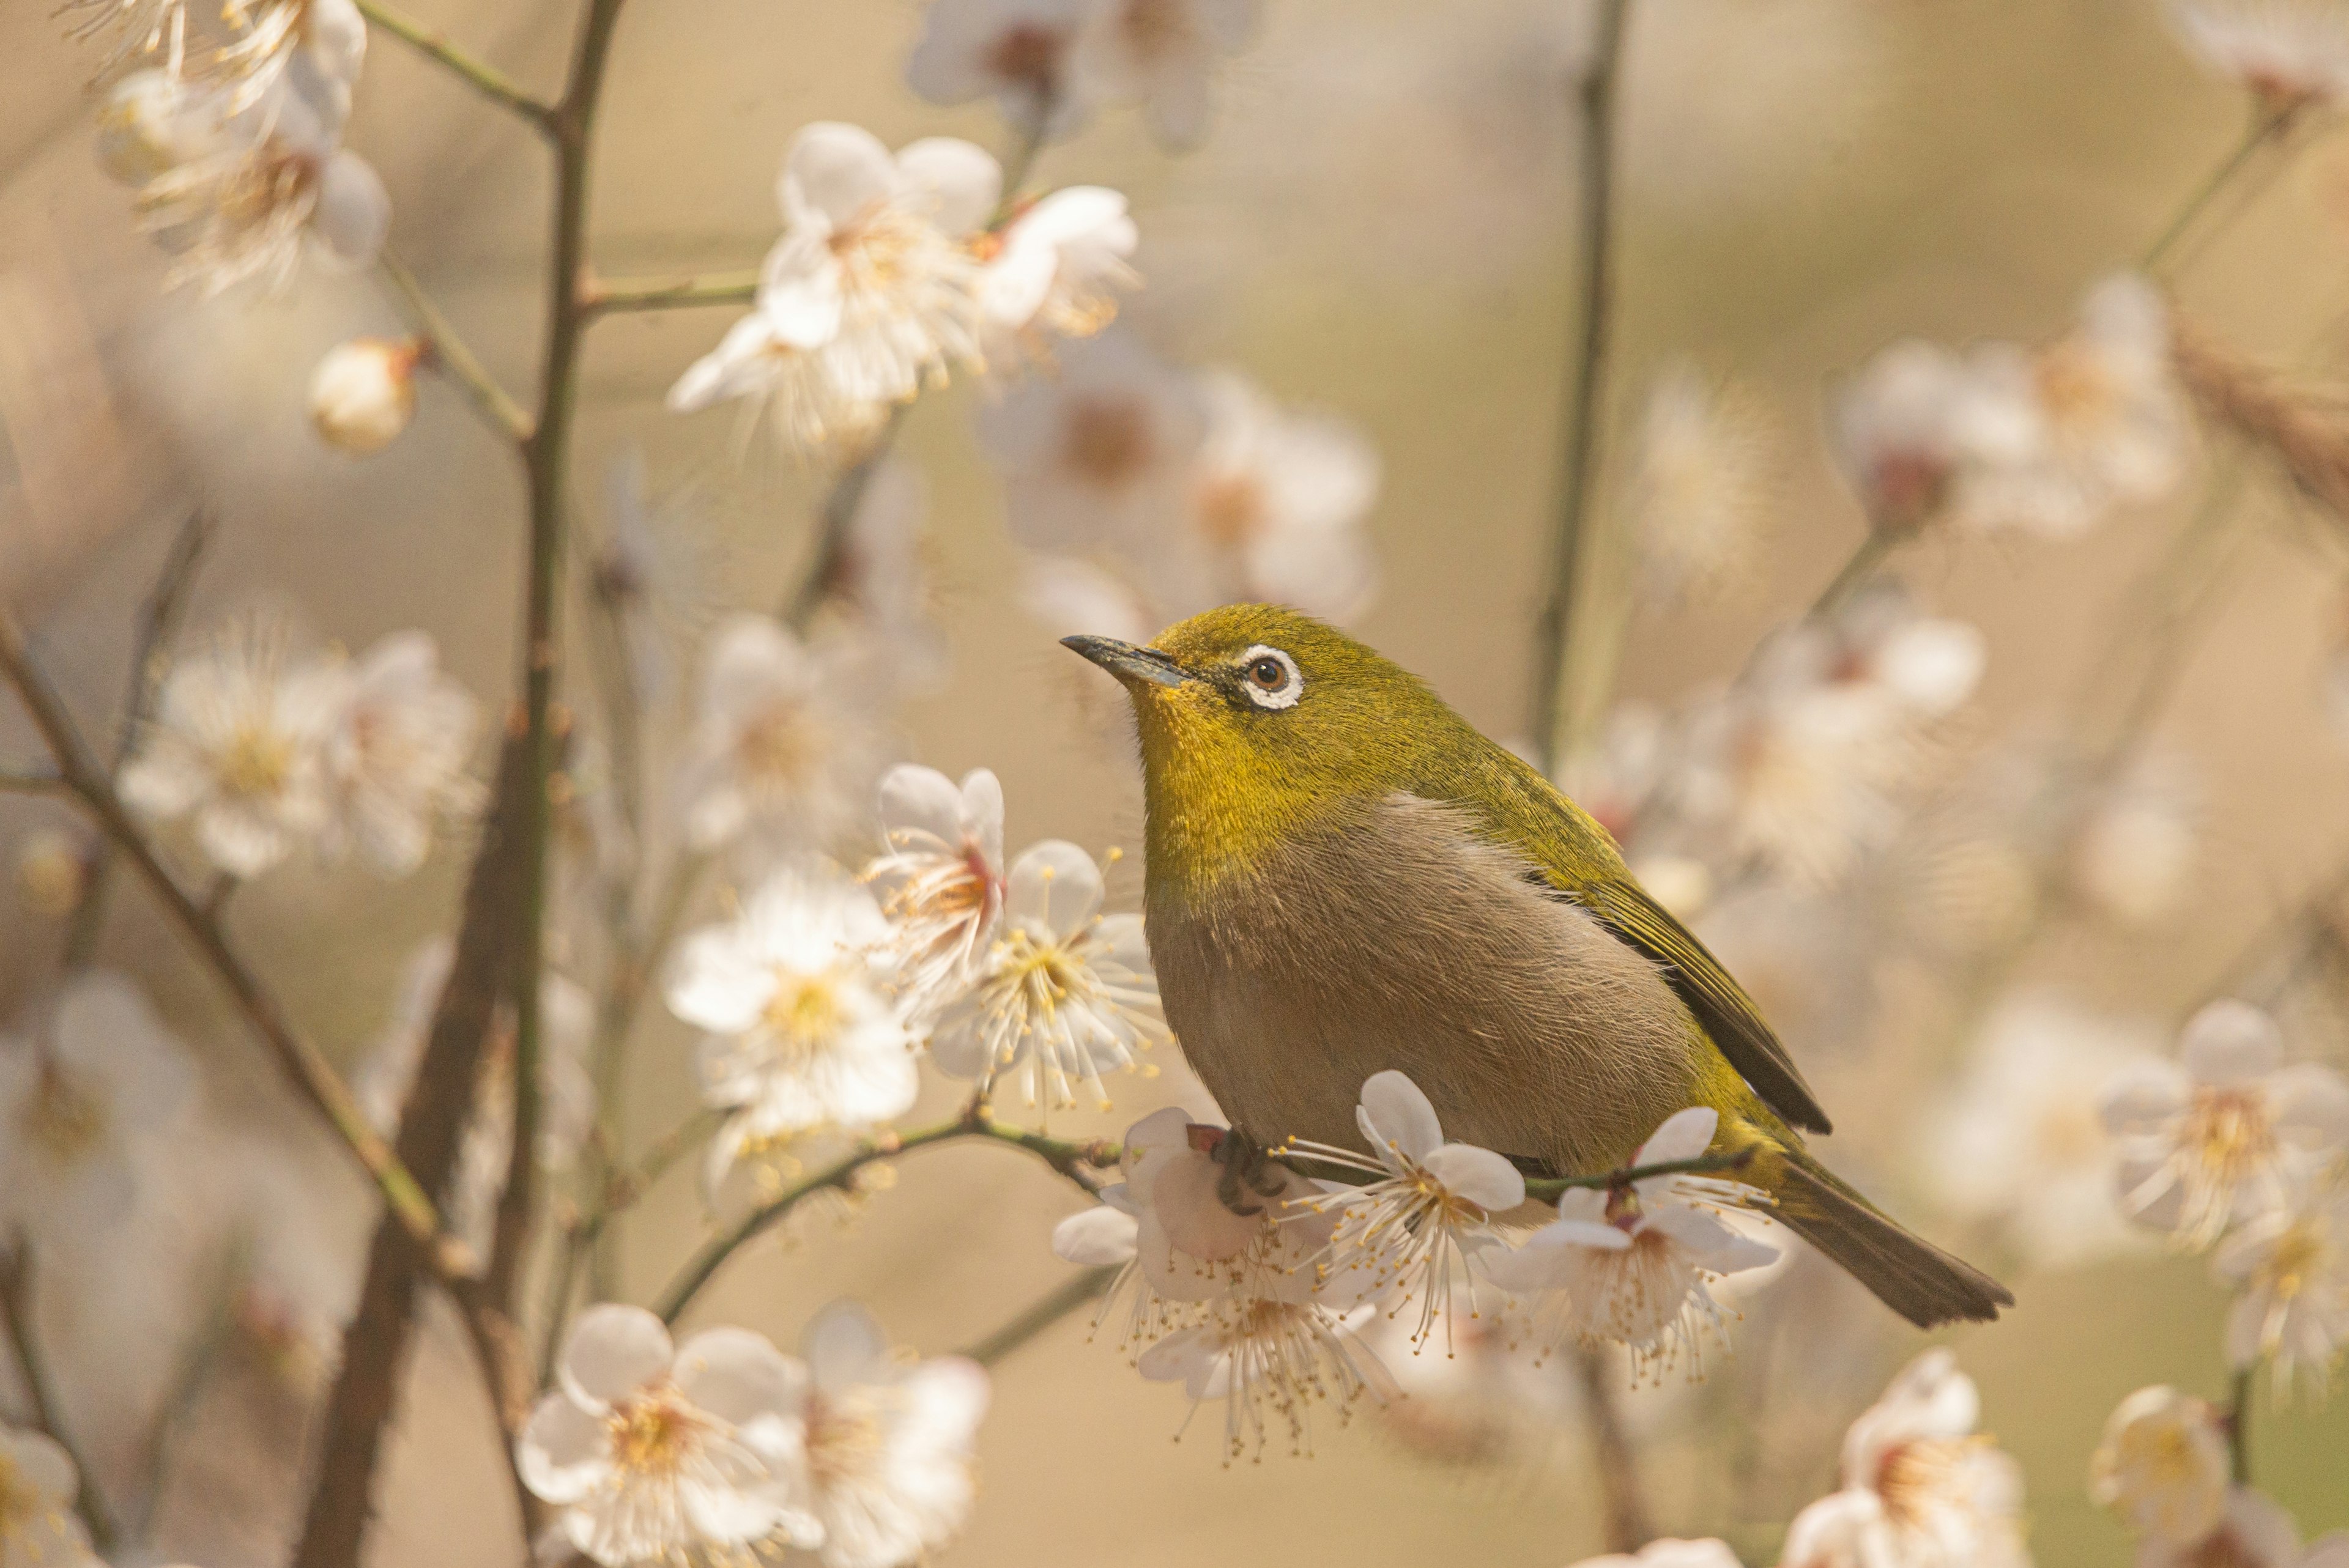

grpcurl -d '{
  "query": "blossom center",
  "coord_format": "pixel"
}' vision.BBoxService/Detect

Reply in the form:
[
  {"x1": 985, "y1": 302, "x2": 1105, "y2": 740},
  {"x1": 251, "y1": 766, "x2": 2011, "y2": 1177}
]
[
  {"x1": 1119, "y1": 0, "x2": 1197, "y2": 61},
  {"x1": 803, "y1": 1391, "x2": 888, "y2": 1488},
  {"x1": 2181, "y1": 1085, "x2": 2275, "y2": 1189},
  {"x1": 606, "y1": 1391, "x2": 706, "y2": 1479},
  {"x1": 2034, "y1": 341, "x2": 2121, "y2": 438},
  {"x1": 737, "y1": 701, "x2": 820, "y2": 788},
  {"x1": 2253, "y1": 1220, "x2": 2327, "y2": 1301},
  {"x1": 986, "y1": 23, "x2": 1067, "y2": 92},
  {"x1": 1063, "y1": 397, "x2": 1154, "y2": 488},
  {"x1": 1195, "y1": 472, "x2": 1266, "y2": 549},
  {"x1": 1875, "y1": 1435, "x2": 1984, "y2": 1529},
  {"x1": 218, "y1": 720, "x2": 296, "y2": 799},
  {"x1": 763, "y1": 971, "x2": 848, "y2": 1050},
  {"x1": 1868, "y1": 451, "x2": 1951, "y2": 535}
]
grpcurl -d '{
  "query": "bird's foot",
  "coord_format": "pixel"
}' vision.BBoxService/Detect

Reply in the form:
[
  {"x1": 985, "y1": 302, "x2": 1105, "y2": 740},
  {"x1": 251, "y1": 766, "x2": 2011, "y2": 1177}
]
[{"x1": 1208, "y1": 1127, "x2": 1293, "y2": 1218}]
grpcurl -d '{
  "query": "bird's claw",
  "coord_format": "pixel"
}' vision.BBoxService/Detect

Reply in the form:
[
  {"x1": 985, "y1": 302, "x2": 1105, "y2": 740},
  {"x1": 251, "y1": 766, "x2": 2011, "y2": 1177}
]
[{"x1": 1209, "y1": 1127, "x2": 1291, "y2": 1218}]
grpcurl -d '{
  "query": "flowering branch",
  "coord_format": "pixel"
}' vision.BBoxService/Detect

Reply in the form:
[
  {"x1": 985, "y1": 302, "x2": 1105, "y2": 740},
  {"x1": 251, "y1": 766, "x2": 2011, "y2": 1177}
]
[
  {"x1": 0, "y1": 767, "x2": 67, "y2": 794},
  {"x1": 784, "y1": 405, "x2": 911, "y2": 626},
  {"x1": 1523, "y1": 1146, "x2": 1754, "y2": 1200},
  {"x1": 960, "y1": 1265, "x2": 1120, "y2": 1368},
  {"x1": 2226, "y1": 1365, "x2": 2255, "y2": 1482},
  {"x1": 352, "y1": 0, "x2": 555, "y2": 129},
  {"x1": 2142, "y1": 102, "x2": 2301, "y2": 275},
  {"x1": 581, "y1": 269, "x2": 760, "y2": 316},
  {"x1": 653, "y1": 1110, "x2": 1123, "y2": 1326},
  {"x1": 1528, "y1": 0, "x2": 1633, "y2": 775},
  {"x1": 0, "y1": 608, "x2": 465, "y2": 1276},
  {"x1": 61, "y1": 506, "x2": 211, "y2": 972},
  {"x1": 0, "y1": 1238, "x2": 120, "y2": 1552},
  {"x1": 376, "y1": 249, "x2": 534, "y2": 444}
]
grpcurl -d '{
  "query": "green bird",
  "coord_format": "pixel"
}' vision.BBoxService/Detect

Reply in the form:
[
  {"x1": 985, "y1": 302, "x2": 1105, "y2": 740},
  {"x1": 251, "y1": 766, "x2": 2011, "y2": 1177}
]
[{"x1": 1063, "y1": 602, "x2": 2011, "y2": 1329}]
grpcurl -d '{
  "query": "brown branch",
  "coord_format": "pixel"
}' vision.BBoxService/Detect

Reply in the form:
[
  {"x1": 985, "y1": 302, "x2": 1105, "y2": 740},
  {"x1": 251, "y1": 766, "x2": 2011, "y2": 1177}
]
[
  {"x1": 1573, "y1": 1346, "x2": 1655, "y2": 1553},
  {"x1": 0, "y1": 1238, "x2": 119, "y2": 1550}
]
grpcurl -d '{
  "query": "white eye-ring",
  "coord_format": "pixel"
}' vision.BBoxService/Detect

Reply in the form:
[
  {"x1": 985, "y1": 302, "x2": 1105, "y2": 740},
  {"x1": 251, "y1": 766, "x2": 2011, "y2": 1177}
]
[{"x1": 1237, "y1": 645, "x2": 1303, "y2": 710}]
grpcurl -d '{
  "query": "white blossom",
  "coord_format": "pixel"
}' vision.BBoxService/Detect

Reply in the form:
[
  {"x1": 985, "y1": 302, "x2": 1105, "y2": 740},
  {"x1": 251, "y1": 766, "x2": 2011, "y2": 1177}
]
[
  {"x1": 1778, "y1": 1350, "x2": 2030, "y2": 1568},
  {"x1": 0, "y1": 1424, "x2": 97, "y2": 1568},
  {"x1": 321, "y1": 630, "x2": 483, "y2": 876},
  {"x1": 977, "y1": 185, "x2": 1139, "y2": 361},
  {"x1": 519, "y1": 1305, "x2": 818, "y2": 1567},
  {"x1": 119, "y1": 618, "x2": 348, "y2": 878},
  {"x1": 666, "y1": 864, "x2": 918, "y2": 1191},
  {"x1": 1827, "y1": 340, "x2": 1998, "y2": 537},
  {"x1": 977, "y1": 329, "x2": 1206, "y2": 553},
  {"x1": 2214, "y1": 1177, "x2": 2349, "y2": 1396},
  {"x1": 0, "y1": 972, "x2": 193, "y2": 1240},
  {"x1": 906, "y1": 0, "x2": 1096, "y2": 139},
  {"x1": 1628, "y1": 363, "x2": 1773, "y2": 600},
  {"x1": 865, "y1": 764, "x2": 1007, "y2": 1018},
  {"x1": 927, "y1": 839, "x2": 1167, "y2": 1111},
  {"x1": 780, "y1": 1302, "x2": 990, "y2": 1568},
  {"x1": 2167, "y1": 0, "x2": 2349, "y2": 109},
  {"x1": 1485, "y1": 1107, "x2": 1776, "y2": 1380},
  {"x1": 354, "y1": 939, "x2": 596, "y2": 1252},
  {"x1": 675, "y1": 614, "x2": 886, "y2": 855},
  {"x1": 2090, "y1": 1386, "x2": 2232, "y2": 1548},
  {"x1": 308, "y1": 337, "x2": 418, "y2": 456},
  {"x1": 2102, "y1": 999, "x2": 2349, "y2": 1248},
  {"x1": 1923, "y1": 994, "x2": 2160, "y2": 1269},
  {"x1": 2066, "y1": 753, "x2": 2200, "y2": 928},
  {"x1": 2134, "y1": 1487, "x2": 2349, "y2": 1568},
  {"x1": 1069, "y1": 0, "x2": 1262, "y2": 150},
  {"x1": 1283, "y1": 1070, "x2": 1523, "y2": 1350}
]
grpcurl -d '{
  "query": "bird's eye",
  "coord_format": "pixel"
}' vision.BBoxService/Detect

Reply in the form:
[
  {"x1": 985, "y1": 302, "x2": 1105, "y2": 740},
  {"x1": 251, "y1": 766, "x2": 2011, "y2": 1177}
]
[{"x1": 1236, "y1": 645, "x2": 1302, "y2": 711}]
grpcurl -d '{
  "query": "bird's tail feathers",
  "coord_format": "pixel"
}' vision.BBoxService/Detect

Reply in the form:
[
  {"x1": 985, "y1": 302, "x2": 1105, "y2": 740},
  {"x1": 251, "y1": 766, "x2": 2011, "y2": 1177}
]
[{"x1": 1761, "y1": 1144, "x2": 2012, "y2": 1329}]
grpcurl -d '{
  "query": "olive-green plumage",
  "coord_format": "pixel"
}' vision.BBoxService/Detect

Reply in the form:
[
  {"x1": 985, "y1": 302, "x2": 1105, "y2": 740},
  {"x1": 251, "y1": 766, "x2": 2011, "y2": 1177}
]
[{"x1": 1065, "y1": 603, "x2": 2010, "y2": 1329}]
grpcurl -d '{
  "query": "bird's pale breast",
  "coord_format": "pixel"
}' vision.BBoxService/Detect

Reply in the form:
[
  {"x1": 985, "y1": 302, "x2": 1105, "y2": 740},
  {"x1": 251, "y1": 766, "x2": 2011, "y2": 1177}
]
[{"x1": 1146, "y1": 792, "x2": 1705, "y2": 1174}]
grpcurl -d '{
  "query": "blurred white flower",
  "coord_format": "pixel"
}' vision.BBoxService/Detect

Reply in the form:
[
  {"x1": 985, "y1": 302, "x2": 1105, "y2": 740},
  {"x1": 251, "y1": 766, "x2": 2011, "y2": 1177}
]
[
  {"x1": 666, "y1": 309, "x2": 891, "y2": 456},
  {"x1": 119, "y1": 617, "x2": 348, "y2": 878},
  {"x1": 1828, "y1": 340, "x2": 1988, "y2": 537},
  {"x1": 907, "y1": 0, "x2": 1096, "y2": 140},
  {"x1": 666, "y1": 864, "x2": 917, "y2": 1191},
  {"x1": 1628, "y1": 364, "x2": 1772, "y2": 600},
  {"x1": 321, "y1": 630, "x2": 483, "y2": 876},
  {"x1": 1071, "y1": 0, "x2": 1261, "y2": 149},
  {"x1": 355, "y1": 939, "x2": 596, "y2": 1251},
  {"x1": 592, "y1": 449, "x2": 727, "y2": 703},
  {"x1": 1152, "y1": 368, "x2": 1381, "y2": 622},
  {"x1": 781, "y1": 1302, "x2": 989, "y2": 1568},
  {"x1": 1485, "y1": 1107, "x2": 1776, "y2": 1380},
  {"x1": 94, "y1": 68, "x2": 231, "y2": 186},
  {"x1": 130, "y1": 31, "x2": 388, "y2": 295},
  {"x1": 1355, "y1": 1300, "x2": 1577, "y2": 1466},
  {"x1": 0, "y1": 1424, "x2": 96, "y2": 1568},
  {"x1": 63, "y1": 0, "x2": 339, "y2": 98},
  {"x1": 519, "y1": 1305, "x2": 818, "y2": 1567},
  {"x1": 2135, "y1": 1486, "x2": 2347, "y2": 1568},
  {"x1": 1965, "y1": 276, "x2": 2189, "y2": 539},
  {"x1": 978, "y1": 330, "x2": 1206, "y2": 552},
  {"x1": 0, "y1": 972, "x2": 193, "y2": 1238},
  {"x1": 2214, "y1": 1177, "x2": 2349, "y2": 1396},
  {"x1": 927, "y1": 839, "x2": 1166, "y2": 1110},
  {"x1": 2090, "y1": 1386, "x2": 2230, "y2": 1548},
  {"x1": 1572, "y1": 1542, "x2": 1744, "y2": 1568},
  {"x1": 1778, "y1": 1350, "x2": 2028, "y2": 1568},
  {"x1": 818, "y1": 458, "x2": 946, "y2": 690},
  {"x1": 2066, "y1": 754, "x2": 2200, "y2": 928},
  {"x1": 307, "y1": 337, "x2": 418, "y2": 456},
  {"x1": 1924, "y1": 994, "x2": 2160, "y2": 1270},
  {"x1": 1285, "y1": 1070, "x2": 1523, "y2": 1350},
  {"x1": 977, "y1": 186, "x2": 1140, "y2": 360},
  {"x1": 2167, "y1": 0, "x2": 2349, "y2": 110},
  {"x1": 2102, "y1": 999, "x2": 2349, "y2": 1247},
  {"x1": 675, "y1": 614, "x2": 885, "y2": 854},
  {"x1": 866, "y1": 764, "x2": 1006, "y2": 1018}
]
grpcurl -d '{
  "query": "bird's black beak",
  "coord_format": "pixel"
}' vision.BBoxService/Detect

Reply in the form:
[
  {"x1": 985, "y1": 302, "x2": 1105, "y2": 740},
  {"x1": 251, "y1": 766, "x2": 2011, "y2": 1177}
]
[{"x1": 1060, "y1": 634, "x2": 1193, "y2": 689}]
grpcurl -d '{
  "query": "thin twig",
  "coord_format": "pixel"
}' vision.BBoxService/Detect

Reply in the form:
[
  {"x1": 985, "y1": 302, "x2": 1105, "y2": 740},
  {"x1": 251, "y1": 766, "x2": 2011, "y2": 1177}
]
[
  {"x1": 2227, "y1": 1364, "x2": 2254, "y2": 1483},
  {"x1": 581, "y1": 270, "x2": 760, "y2": 317},
  {"x1": 0, "y1": 768, "x2": 67, "y2": 794},
  {"x1": 0, "y1": 610, "x2": 463, "y2": 1275},
  {"x1": 784, "y1": 405, "x2": 910, "y2": 629},
  {"x1": 354, "y1": 0, "x2": 555, "y2": 128},
  {"x1": 1523, "y1": 1147, "x2": 1754, "y2": 1201},
  {"x1": 2141, "y1": 102, "x2": 2299, "y2": 276},
  {"x1": 1573, "y1": 1346, "x2": 1655, "y2": 1553},
  {"x1": 0, "y1": 1240, "x2": 121, "y2": 1550},
  {"x1": 655, "y1": 1114, "x2": 1121, "y2": 1325},
  {"x1": 1806, "y1": 529, "x2": 1894, "y2": 623},
  {"x1": 63, "y1": 506, "x2": 211, "y2": 971},
  {"x1": 376, "y1": 250, "x2": 535, "y2": 445},
  {"x1": 960, "y1": 1266, "x2": 1119, "y2": 1368},
  {"x1": 1528, "y1": 0, "x2": 1633, "y2": 775}
]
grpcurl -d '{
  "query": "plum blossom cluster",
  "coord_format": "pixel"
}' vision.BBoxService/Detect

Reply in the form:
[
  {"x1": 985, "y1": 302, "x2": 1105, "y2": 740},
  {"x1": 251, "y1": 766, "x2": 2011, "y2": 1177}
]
[
  {"x1": 1002, "y1": 339, "x2": 1385, "y2": 643},
  {"x1": 2091, "y1": 1385, "x2": 2349, "y2": 1568},
  {"x1": 117, "y1": 619, "x2": 482, "y2": 879},
  {"x1": 521, "y1": 1303, "x2": 987, "y2": 1568},
  {"x1": 1050, "y1": 1075, "x2": 1780, "y2": 1457},
  {"x1": 83, "y1": 0, "x2": 389, "y2": 295},
  {"x1": 669, "y1": 121, "x2": 1140, "y2": 456},
  {"x1": 661, "y1": 763, "x2": 1167, "y2": 1202}
]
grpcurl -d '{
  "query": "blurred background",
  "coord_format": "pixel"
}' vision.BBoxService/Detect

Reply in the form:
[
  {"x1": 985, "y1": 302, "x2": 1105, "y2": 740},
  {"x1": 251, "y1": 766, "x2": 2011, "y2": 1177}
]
[{"x1": 4, "y1": 0, "x2": 2349, "y2": 1564}]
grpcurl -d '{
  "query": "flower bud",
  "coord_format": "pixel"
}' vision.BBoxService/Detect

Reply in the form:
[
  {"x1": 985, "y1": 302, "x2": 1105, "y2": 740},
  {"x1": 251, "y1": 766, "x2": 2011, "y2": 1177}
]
[
  {"x1": 16, "y1": 827, "x2": 87, "y2": 917},
  {"x1": 308, "y1": 338, "x2": 420, "y2": 455}
]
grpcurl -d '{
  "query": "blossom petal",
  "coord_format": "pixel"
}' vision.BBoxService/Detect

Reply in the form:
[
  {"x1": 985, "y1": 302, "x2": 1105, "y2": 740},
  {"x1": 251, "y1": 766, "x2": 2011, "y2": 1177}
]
[
  {"x1": 1419, "y1": 1142, "x2": 1524, "y2": 1211},
  {"x1": 2271, "y1": 1063, "x2": 2349, "y2": 1148},
  {"x1": 2180, "y1": 999, "x2": 2283, "y2": 1085},
  {"x1": 1052, "y1": 1204, "x2": 1139, "y2": 1265},
  {"x1": 1005, "y1": 838, "x2": 1102, "y2": 937},
  {"x1": 896, "y1": 136, "x2": 1001, "y2": 235},
  {"x1": 961, "y1": 767, "x2": 1006, "y2": 867},
  {"x1": 515, "y1": 1394, "x2": 610, "y2": 1504},
  {"x1": 674, "y1": 1326, "x2": 804, "y2": 1425},
  {"x1": 2101, "y1": 1060, "x2": 2189, "y2": 1134},
  {"x1": 310, "y1": 151, "x2": 390, "y2": 268},
  {"x1": 781, "y1": 120, "x2": 898, "y2": 229},
  {"x1": 1357, "y1": 1069, "x2": 1443, "y2": 1163},
  {"x1": 1635, "y1": 1105, "x2": 1718, "y2": 1166},
  {"x1": 878, "y1": 763, "x2": 967, "y2": 846},
  {"x1": 558, "y1": 1303, "x2": 674, "y2": 1408},
  {"x1": 803, "y1": 1299, "x2": 892, "y2": 1393}
]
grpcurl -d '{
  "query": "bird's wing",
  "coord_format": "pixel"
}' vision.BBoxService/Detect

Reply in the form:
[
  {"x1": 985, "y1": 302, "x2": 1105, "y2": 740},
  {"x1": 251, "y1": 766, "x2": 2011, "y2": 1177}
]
[{"x1": 1559, "y1": 873, "x2": 1832, "y2": 1134}]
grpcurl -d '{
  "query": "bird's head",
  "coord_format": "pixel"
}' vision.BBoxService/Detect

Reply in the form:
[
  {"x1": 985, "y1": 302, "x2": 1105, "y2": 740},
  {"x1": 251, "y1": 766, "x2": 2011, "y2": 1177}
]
[{"x1": 1062, "y1": 604, "x2": 1463, "y2": 884}]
